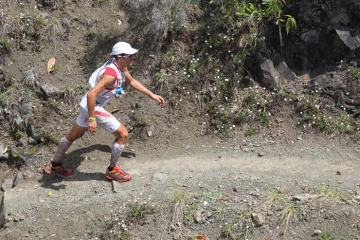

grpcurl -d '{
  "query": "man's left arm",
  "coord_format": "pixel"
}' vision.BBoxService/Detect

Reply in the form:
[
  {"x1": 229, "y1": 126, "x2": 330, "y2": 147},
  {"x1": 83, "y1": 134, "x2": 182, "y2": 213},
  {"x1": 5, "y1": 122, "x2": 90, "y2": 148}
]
[{"x1": 125, "y1": 69, "x2": 165, "y2": 106}]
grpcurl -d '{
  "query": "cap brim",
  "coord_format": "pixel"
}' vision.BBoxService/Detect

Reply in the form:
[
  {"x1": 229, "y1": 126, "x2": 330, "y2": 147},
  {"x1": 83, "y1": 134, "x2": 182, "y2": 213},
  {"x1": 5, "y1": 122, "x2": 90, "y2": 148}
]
[{"x1": 126, "y1": 48, "x2": 138, "y2": 55}]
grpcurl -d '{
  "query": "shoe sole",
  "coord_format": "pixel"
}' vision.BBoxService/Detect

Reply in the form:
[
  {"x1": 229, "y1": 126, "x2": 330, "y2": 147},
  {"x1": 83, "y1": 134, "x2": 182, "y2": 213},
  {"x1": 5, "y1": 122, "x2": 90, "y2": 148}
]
[{"x1": 105, "y1": 175, "x2": 131, "y2": 183}]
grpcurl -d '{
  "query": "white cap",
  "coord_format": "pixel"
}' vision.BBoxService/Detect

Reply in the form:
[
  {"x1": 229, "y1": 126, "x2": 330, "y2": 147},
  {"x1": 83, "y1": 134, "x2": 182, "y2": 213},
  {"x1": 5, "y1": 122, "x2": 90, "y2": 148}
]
[{"x1": 111, "y1": 42, "x2": 138, "y2": 56}]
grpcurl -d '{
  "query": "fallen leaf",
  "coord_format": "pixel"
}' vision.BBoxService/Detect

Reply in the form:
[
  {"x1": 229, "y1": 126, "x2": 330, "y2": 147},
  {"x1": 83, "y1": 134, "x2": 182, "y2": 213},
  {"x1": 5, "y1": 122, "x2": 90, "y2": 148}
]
[
  {"x1": 194, "y1": 235, "x2": 209, "y2": 240},
  {"x1": 2, "y1": 146, "x2": 7, "y2": 154},
  {"x1": 352, "y1": 195, "x2": 360, "y2": 203},
  {"x1": 255, "y1": 88, "x2": 264, "y2": 94},
  {"x1": 47, "y1": 57, "x2": 56, "y2": 73}
]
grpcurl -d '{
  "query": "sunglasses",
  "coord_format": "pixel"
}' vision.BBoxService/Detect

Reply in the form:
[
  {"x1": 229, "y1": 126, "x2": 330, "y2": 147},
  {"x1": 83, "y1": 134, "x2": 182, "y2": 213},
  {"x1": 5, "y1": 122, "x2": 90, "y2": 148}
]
[{"x1": 121, "y1": 54, "x2": 136, "y2": 58}]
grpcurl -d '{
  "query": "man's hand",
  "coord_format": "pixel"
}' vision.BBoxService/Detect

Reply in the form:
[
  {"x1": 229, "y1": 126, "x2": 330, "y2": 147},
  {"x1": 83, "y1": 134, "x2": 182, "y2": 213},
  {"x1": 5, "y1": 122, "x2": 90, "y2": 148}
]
[
  {"x1": 88, "y1": 120, "x2": 97, "y2": 133},
  {"x1": 151, "y1": 94, "x2": 165, "y2": 107}
]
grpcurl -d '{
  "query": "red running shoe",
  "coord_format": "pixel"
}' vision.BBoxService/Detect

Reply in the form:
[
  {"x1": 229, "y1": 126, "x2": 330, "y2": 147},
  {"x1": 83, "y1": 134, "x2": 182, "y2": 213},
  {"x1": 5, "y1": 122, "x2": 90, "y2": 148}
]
[
  {"x1": 105, "y1": 165, "x2": 131, "y2": 183},
  {"x1": 44, "y1": 161, "x2": 72, "y2": 178}
]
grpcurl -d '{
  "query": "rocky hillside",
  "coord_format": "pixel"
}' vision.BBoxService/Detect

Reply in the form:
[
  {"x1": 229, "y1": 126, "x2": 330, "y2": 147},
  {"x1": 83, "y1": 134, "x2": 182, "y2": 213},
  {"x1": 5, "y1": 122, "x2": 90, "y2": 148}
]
[{"x1": 0, "y1": 0, "x2": 360, "y2": 239}]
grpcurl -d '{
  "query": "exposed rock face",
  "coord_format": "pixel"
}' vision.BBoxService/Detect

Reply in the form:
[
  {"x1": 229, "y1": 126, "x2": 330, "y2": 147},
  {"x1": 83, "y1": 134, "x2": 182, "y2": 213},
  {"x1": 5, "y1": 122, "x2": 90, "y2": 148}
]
[
  {"x1": 281, "y1": 0, "x2": 360, "y2": 73},
  {"x1": 259, "y1": 0, "x2": 360, "y2": 115}
]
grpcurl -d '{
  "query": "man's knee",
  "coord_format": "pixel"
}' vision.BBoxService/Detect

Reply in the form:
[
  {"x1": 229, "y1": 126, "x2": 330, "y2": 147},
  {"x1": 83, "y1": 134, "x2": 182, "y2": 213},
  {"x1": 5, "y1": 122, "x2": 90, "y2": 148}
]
[
  {"x1": 66, "y1": 132, "x2": 81, "y2": 142},
  {"x1": 66, "y1": 123, "x2": 87, "y2": 142},
  {"x1": 114, "y1": 125, "x2": 128, "y2": 142},
  {"x1": 118, "y1": 128, "x2": 128, "y2": 140}
]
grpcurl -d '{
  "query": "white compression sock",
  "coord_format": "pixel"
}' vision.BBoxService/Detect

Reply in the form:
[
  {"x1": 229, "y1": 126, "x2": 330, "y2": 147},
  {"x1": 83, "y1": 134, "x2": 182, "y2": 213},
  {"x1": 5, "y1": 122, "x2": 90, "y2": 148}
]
[
  {"x1": 110, "y1": 142, "x2": 125, "y2": 167},
  {"x1": 53, "y1": 136, "x2": 72, "y2": 161}
]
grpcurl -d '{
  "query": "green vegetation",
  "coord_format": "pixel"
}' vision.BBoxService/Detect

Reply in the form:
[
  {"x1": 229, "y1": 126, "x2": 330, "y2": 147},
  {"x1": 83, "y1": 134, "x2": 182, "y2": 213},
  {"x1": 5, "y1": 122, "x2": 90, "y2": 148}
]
[
  {"x1": 315, "y1": 185, "x2": 347, "y2": 202},
  {"x1": 37, "y1": 17, "x2": 47, "y2": 26},
  {"x1": 129, "y1": 202, "x2": 150, "y2": 219},
  {"x1": 320, "y1": 228, "x2": 335, "y2": 240},
  {"x1": 221, "y1": 222, "x2": 235, "y2": 238},
  {"x1": 0, "y1": 90, "x2": 12, "y2": 106},
  {"x1": 100, "y1": 231, "x2": 132, "y2": 240},
  {"x1": 26, "y1": 147, "x2": 36, "y2": 156},
  {"x1": 0, "y1": 37, "x2": 11, "y2": 51},
  {"x1": 266, "y1": 188, "x2": 286, "y2": 207},
  {"x1": 189, "y1": 58, "x2": 199, "y2": 74},
  {"x1": 246, "y1": 127, "x2": 257, "y2": 136},
  {"x1": 350, "y1": 67, "x2": 360, "y2": 79},
  {"x1": 14, "y1": 130, "x2": 23, "y2": 140},
  {"x1": 281, "y1": 204, "x2": 301, "y2": 234},
  {"x1": 163, "y1": 50, "x2": 175, "y2": 62},
  {"x1": 132, "y1": 118, "x2": 150, "y2": 127},
  {"x1": 41, "y1": 131, "x2": 58, "y2": 145},
  {"x1": 154, "y1": 71, "x2": 169, "y2": 91},
  {"x1": 200, "y1": 191, "x2": 222, "y2": 201}
]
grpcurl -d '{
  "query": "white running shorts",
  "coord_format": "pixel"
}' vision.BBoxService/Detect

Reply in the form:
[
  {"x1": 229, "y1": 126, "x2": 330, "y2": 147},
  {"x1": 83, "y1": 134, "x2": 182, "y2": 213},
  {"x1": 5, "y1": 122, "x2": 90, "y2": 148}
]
[{"x1": 75, "y1": 106, "x2": 121, "y2": 133}]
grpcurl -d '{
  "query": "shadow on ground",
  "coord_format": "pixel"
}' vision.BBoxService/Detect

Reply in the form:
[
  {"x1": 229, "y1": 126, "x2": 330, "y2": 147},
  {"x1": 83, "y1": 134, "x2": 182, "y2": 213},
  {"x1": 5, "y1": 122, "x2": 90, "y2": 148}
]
[{"x1": 38, "y1": 144, "x2": 136, "y2": 190}]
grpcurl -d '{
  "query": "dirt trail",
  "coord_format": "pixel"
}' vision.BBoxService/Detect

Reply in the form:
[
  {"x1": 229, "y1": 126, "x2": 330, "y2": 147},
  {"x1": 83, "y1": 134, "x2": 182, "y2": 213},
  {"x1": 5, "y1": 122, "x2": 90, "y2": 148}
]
[{"x1": 1, "y1": 136, "x2": 359, "y2": 239}]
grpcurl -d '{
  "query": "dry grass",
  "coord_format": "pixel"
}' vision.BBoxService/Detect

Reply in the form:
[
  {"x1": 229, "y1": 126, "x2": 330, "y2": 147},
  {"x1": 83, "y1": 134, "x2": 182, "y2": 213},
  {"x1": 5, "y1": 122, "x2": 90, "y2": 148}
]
[{"x1": 121, "y1": 0, "x2": 189, "y2": 39}]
